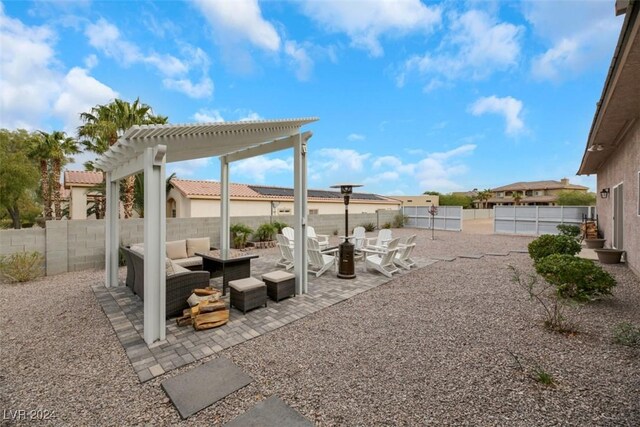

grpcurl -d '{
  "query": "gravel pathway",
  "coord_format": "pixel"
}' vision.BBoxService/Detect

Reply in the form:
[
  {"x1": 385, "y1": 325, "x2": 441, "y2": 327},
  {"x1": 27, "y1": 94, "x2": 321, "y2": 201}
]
[{"x1": 1, "y1": 229, "x2": 639, "y2": 426}]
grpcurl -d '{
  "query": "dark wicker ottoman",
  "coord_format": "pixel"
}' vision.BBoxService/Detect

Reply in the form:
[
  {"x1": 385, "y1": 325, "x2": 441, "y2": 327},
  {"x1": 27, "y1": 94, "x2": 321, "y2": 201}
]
[
  {"x1": 262, "y1": 270, "x2": 295, "y2": 302},
  {"x1": 229, "y1": 277, "x2": 267, "y2": 314}
]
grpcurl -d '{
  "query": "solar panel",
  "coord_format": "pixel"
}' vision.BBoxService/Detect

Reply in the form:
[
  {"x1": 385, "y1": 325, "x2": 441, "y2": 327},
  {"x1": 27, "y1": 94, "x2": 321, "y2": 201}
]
[{"x1": 248, "y1": 185, "x2": 385, "y2": 201}]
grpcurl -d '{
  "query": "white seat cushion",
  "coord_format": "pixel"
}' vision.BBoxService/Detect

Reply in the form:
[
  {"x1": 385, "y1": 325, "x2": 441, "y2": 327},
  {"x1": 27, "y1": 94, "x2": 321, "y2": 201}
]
[
  {"x1": 173, "y1": 256, "x2": 202, "y2": 268},
  {"x1": 262, "y1": 270, "x2": 295, "y2": 283},
  {"x1": 229, "y1": 277, "x2": 265, "y2": 292},
  {"x1": 187, "y1": 237, "x2": 210, "y2": 257}
]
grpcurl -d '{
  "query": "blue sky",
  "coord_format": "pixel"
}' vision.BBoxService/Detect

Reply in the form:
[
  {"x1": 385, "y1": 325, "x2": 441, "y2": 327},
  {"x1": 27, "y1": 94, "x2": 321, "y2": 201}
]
[{"x1": 0, "y1": 0, "x2": 623, "y2": 194}]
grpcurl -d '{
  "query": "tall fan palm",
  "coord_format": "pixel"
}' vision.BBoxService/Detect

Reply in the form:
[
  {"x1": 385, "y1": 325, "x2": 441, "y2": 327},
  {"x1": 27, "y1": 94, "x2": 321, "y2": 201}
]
[
  {"x1": 477, "y1": 189, "x2": 493, "y2": 209},
  {"x1": 512, "y1": 191, "x2": 523, "y2": 206},
  {"x1": 30, "y1": 131, "x2": 79, "y2": 220},
  {"x1": 77, "y1": 98, "x2": 168, "y2": 218}
]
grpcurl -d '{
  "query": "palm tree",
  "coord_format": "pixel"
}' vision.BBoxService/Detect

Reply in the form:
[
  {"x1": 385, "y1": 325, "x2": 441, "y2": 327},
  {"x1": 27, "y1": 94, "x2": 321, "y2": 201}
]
[
  {"x1": 512, "y1": 191, "x2": 523, "y2": 206},
  {"x1": 77, "y1": 98, "x2": 168, "y2": 218},
  {"x1": 477, "y1": 189, "x2": 493, "y2": 209},
  {"x1": 132, "y1": 172, "x2": 177, "y2": 218},
  {"x1": 30, "y1": 131, "x2": 79, "y2": 220}
]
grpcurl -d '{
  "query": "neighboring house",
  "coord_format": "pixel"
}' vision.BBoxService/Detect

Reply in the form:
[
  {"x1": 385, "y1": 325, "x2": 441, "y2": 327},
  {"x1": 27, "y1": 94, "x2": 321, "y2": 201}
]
[
  {"x1": 486, "y1": 178, "x2": 589, "y2": 207},
  {"x1": 578, "y1": 0, "x2": 639, "y2": 276},
  {"x1": 64, "y1": 170, "x2": 103, "y2": 219},
  {"x1": 388, "y1": 195, "x2": 440, "y2": 207},
  {"x1": 167, "y1": 179, "x2": 401, "y2": 218}
]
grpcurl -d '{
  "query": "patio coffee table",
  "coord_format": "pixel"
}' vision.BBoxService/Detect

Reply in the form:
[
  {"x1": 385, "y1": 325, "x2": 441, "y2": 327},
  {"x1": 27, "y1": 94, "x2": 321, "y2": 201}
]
[{"x1": 196, "y1": 250, "x2": 259, "y2": 296}]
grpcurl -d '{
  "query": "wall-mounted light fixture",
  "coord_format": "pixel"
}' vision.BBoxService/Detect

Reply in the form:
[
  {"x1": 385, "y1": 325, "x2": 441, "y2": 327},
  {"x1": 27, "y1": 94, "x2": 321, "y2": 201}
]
[{"x1": 600, "y1": 188, "x2": 610, "y2": 199}]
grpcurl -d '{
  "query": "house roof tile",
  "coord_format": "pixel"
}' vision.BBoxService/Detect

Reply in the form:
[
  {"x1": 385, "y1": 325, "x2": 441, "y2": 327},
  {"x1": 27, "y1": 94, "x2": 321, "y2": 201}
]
[
  {"x1": 491, "y1": 180, "x2": 588, "y2": 192},
  {"x1": 64, "y1": 170, "x2": 103, "y2": 187}
]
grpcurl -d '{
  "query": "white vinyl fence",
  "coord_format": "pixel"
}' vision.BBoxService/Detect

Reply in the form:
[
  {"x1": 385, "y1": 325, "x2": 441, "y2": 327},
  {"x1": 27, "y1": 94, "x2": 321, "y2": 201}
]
[
  {"x1": 494, "y1": 206, "x2": 596, "y2": 235},
  {"x1": 403, "y1": 206, "x2": 463, "y2": 231}
]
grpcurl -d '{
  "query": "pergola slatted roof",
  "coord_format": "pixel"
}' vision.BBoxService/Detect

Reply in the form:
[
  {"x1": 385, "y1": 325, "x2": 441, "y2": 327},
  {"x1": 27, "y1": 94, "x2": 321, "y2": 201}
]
[{"x1": 95, "y1": 117, "x2": 318, "y2": 171}]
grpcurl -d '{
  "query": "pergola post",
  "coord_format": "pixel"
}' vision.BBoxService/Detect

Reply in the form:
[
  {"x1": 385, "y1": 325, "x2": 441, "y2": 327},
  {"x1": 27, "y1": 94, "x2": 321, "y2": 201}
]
[
  {"x1": 220, "y1": 156, "x2": 230, "y2": 252},
  {"x1": 105, "y1": 172, "x2": 119, "y2": 288},
  {"x1": 294, "y1": 133, "x2": 309, "y2": 294},
  {"x1": 143, "y1": 145, "x2": 167, "y2": 344}
]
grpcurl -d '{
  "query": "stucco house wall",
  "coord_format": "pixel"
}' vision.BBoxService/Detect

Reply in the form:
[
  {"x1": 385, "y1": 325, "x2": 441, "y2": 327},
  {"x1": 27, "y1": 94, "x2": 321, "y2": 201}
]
[{"x1": 595, "y1": 120, "x2": 640, "y2": 275}]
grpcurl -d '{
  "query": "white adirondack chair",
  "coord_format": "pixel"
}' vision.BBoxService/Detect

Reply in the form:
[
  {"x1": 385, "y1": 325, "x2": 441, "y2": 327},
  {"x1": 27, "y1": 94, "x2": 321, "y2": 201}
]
[
  {"x1": 282, "y1": 227, "x2": 295, "y2": 245},
  {"x1": 307, "y1": 237, "x2": 335, "y2": 277},
  {"x1": 395, "y1": 235, "x2": 417, "y2": 270},
  {"x1": 365, "y1": 237, "x2": 400, "y2": 278},
  {"x1": 307, "y1": 226, "x2": 330, "y2": 249},
  {"x1": 351, "y1": 226, "x2": 366, "y2": 260},
  {"x1": 276, "y1": 234, "x2": 294, "y2": 270},
  {"x1": 365, "y1": 228, "x2": 393, "y2": 250}
]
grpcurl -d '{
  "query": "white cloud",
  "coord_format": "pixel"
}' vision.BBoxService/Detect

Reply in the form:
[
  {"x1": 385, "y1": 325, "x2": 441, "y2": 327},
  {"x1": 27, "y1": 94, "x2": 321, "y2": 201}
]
[
  {"x1": 232, "y1": 155, "x2": 292, "y2": 183},
  {"x1": 347, "y1": 133, "x2": 365, "y2": 141},
  {"x1": 525, "y1": 1, "x2": 622, "y2": 82},
  {"x1": 284, "y1": 40, "x2": 313, "y2": 81},
  {"x1": 414, "y1": 145, "x2": 476, "y2": 192},
  {"x1": 315, "y1": 148, "x2": 371, "y2": 173},
  {"x1": 84, "y1": 53, "x2": 98, "y2": 69},
  {"x1": 85, "y1": 18, "x2": 213, "y2": 98},
  {"x1": 469, "y1": 95, "x2": 524, "y2": 135},
  {"x1": 167, "y1": 158, "x2": 211, "y2": 178},
  {"x1": 192, "y1": 108, "x2": 262, "y2": 123},
  {"x1": 0, "y1": 6, "x2": 117, "y2": 131},
  {"x1": 300, "y1": 0, "x2": 441, "y2": 56},
  {"x1": 398, "y1": 9, "x2": 522, "y2": 86},
  {"x1": 193, "y1": 0, "x2": 280, "y2": 51},
  {"x1": 53, "y1": 67, "x2": 119, "y2": 132}
]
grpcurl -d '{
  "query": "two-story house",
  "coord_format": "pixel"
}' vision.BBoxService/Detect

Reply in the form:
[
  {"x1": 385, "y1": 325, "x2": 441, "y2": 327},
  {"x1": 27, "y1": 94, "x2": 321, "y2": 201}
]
[{"x1": 486, "y1": 178, "x2": 589, "y2": 207}]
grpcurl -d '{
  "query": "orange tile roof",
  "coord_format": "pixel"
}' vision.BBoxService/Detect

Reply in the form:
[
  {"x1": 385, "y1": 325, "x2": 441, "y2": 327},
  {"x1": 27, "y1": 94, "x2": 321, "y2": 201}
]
[
  {"x1": 491, "y1": 180, "x2": 588, "y2": 192},
  {"x1": 64, "y1": 170, "x2": 103, "y2": 187},
  {"x1": 170, "y1": 179, "x2": 261, "y2": 198}
]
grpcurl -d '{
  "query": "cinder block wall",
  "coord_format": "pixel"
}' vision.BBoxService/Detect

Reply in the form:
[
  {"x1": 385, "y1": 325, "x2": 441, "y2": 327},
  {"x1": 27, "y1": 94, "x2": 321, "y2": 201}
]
[
  {"x1": 0, "y1": 210, "x2": 402, "y2": 276},
  {"x1": 0, "y1": 228, "x2": 46, "y2": 256}
]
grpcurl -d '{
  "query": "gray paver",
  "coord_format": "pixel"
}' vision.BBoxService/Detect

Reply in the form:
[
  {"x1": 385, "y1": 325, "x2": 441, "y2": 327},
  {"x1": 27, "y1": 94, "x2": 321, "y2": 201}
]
[
  {"x1": 224, "y1": 395, "x2": 313, "y2": 427},
  {"x1": 162, "y1": 357, "x2": 252, "y2": 419}
]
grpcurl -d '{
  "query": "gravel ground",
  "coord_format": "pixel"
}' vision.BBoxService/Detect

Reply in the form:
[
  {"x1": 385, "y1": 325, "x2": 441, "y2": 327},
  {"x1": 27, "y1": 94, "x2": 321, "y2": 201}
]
[{"x1": 1, "y1": 229, "x2": 639, "y2": 426}]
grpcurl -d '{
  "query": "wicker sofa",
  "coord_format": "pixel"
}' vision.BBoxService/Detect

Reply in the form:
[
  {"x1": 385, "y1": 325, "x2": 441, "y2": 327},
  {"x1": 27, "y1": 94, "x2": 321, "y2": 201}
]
[{"x1": 122, "y1": 246, "x2": 210, "y2": 318}]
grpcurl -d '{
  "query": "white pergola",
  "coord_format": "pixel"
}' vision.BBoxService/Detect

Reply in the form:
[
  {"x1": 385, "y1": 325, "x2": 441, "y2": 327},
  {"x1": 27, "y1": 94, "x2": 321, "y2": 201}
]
[{"x1": 95, "y1": 118, "x2": 318, "y2": 344}]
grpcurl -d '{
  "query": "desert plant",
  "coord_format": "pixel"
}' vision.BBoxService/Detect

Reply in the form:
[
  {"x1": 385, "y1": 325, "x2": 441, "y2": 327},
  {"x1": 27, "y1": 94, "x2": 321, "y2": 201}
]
[
  {"x1": 271, "y1": 221, "x2": 288, "y2": 234},
  {"x1": 508, "y1": 349, "x2": 556, "y2": 387},
  {"x1": 382, "y1": 222, "x2": 392, "y2": 229},
  {"x1": 556, "y1": 224, "x2": 580, "y2": 239},
  {"x1": 255, "y1": 223, "x2": 276, "y2": 242},
  {"x1": 0, "y1": 251, "x2": 44, "y2": 282},
  {"x1": 332, "y1": 229, "x2": 339, "y2": 236},
  {"x1": 361, "y1": 222, "x2": 376, "y2": 232},
  {"x1": 392, "y1": 213, "x2": 407, "y2": 228},
  {"x1": 528, "y1": 234, "x2": 581, "y2": 263},
  {"x1": 230, "y1": 223, "x2": 253, "y2": 249},
  {"x1": 535, "y1": 254, "x2": 616, "y2": 301},
  {"x1": 509, "y1": 265, "x2": 576, "y2": 333},
  {"x1": 612, "y1": 322, "x2": 640, "y2": 347}
]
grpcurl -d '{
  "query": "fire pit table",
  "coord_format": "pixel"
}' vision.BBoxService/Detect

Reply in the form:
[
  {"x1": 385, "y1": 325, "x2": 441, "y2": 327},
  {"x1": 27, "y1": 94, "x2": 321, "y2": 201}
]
[{"x1": 196, "y1": 250, "x2": 259, "y2": 296}]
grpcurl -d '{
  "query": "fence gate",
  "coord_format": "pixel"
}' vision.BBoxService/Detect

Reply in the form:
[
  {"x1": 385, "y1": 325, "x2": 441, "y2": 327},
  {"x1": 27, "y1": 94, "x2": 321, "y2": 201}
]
[
  {"x1": 402, "y1": 206, "x2": 462, "y2": 231},
  {"x1": 493, "y1": 206, "x2": 596, "y2": 235}
]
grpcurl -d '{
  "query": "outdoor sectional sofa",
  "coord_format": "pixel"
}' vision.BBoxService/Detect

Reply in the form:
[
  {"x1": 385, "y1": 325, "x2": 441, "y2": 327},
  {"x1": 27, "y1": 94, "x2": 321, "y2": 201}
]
[{"x1": 121, "y1": 241, "x2": 211, "y2": 317}]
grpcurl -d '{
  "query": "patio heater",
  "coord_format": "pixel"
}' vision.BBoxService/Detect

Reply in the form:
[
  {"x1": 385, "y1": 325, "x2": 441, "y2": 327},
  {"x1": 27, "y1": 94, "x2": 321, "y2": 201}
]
[{"x1": 330, "y1": 183, "x2": 362, "y2": 279}]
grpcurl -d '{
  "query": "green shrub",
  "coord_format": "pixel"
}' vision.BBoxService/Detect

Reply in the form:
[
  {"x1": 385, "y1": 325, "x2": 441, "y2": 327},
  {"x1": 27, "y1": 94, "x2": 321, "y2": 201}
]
[
  {"x1": 382, "y1": 222, "x2": 392, "y2": 229},
  {"x1": 361, "y1": 222, "x2": 376, "y2": 232},
  {"x1": 528, "y1": 234, "x2": 581, "y2": 262},
  {"x1": 255, "y1": 223, "x2": 276, "y2": 242},
  {"x1": 230, "y1": 223, "x2": 254, "y2": 249},
  {"x1": 271, "y1": 221, "x2": 288, "y2": 234},
  {"x1": 612, "y1": 322, "x2": 640, "y2": 347},
  {"x1": 556, "y1": 224, "x2": 581, "y2": 239},
  {"x1": 0, "y1": 251, "x2": 44, "y2": 283},
  {"x1": 535, "y1": 254, "x2": 616, "y2": 301},
  {"x1": 392, "y1": 213, "x2": 407, "y2": 228}
]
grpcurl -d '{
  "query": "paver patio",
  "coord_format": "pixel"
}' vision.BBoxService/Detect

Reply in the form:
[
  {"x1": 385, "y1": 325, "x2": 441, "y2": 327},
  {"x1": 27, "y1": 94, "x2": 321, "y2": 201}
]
[{"x1": 92, "y1": 251, "x2": 437, "y2": 381}]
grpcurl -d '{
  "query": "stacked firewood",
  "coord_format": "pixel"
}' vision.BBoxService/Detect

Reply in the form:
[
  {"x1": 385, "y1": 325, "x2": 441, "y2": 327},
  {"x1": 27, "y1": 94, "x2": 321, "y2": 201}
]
[
  {"x1": 581, "y1": 221, "x2": 598, "y2": 239},
  {"x1": 176, "y1": 288, "x2": 229, "y2": 330}
]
